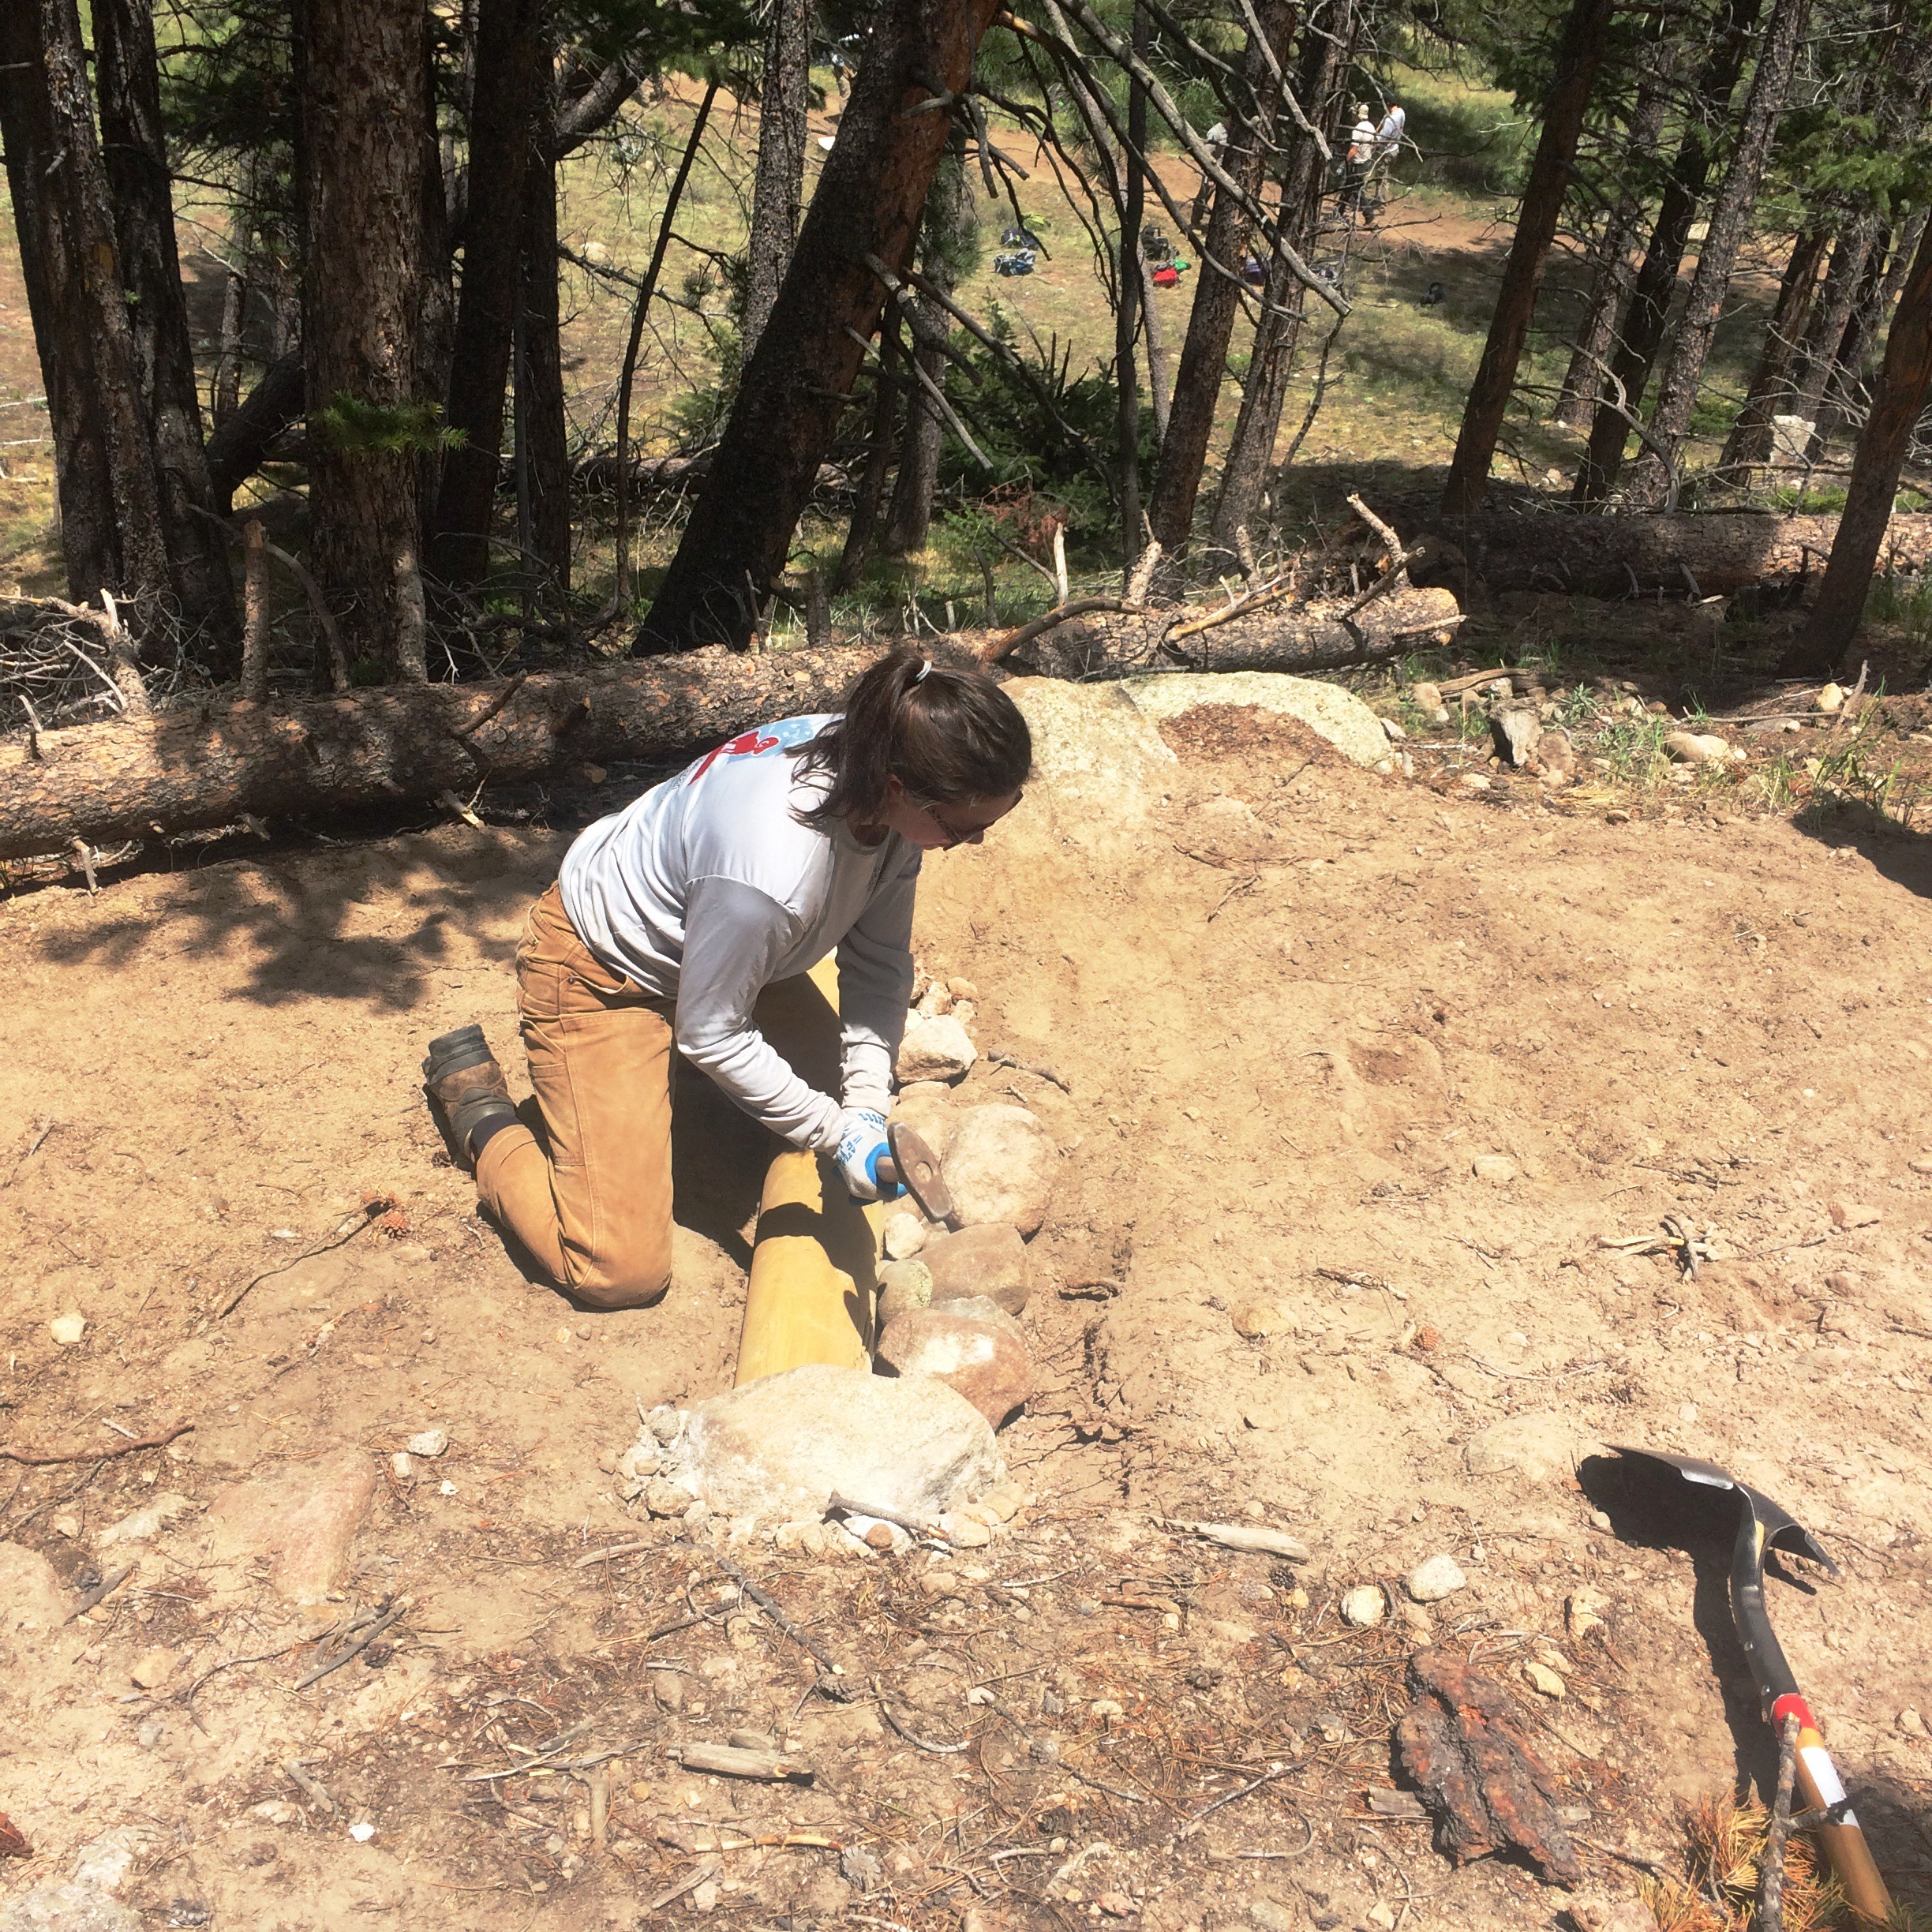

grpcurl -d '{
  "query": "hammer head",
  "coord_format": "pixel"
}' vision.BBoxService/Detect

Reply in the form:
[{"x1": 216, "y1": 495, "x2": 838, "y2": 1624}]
[
  {"x1": 1609, "y1": 1445, "x2": 1837, "y2": 1574},
  {"x1": 884, "y1": 1121, "x2": 955, "y2": 1226}
]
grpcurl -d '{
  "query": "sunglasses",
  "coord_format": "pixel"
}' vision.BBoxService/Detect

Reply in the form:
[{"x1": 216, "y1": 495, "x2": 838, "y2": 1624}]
[{"x1": 906, "y1": 789, "x2": 1024, "y2": 848}]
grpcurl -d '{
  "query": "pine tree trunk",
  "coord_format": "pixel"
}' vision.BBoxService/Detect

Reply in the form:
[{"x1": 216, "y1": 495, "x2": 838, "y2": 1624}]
[
  {"x1": 94, "y1": 0, "x2": 241, "y2": 659},
  {"x1": 1209, "y1": 11, "x2": 1349, "y2": 552},
  {"x1": 635, "y1": 0, "x2": 1002, "y2": 653},
  {"x1": 1619, "y1": 0, "x2": 1809, "y2": 507},
  {"x1": 1146, "y1": 0, "x2": 1296, "y2": 553},
  {"x1": 883, "y1": 298, "x2": 947, "y2": 554},
  {"x1": 521, "y1": 140, "x2": 572, "y2": 592},
  {"x1": 1441, "y1": 0, "x2": 1613, "y2": 515},
  {"x1": 744, "y1": 0, "x2": 812, "y2": 360},
  {"x1": 430, "y1": 0, "x2": 546, "y2": 585},
  {"x1": 834, "y1": 309, "x2": 904, "y2": 591},
  {"x1": 0, "y1": 0, "x2": 171, "y2": 619},
  {"x1": 1789, "y1": 221, "x2": 1932, "y2": 672},
  {"x1": 1550, "y1": 37, "x2": 1679, "y2": 429},
  {"x1": 1808, "y1": 230, "x2": 1893, "y2": 459},
  {"x1": 416, "y1": 20, "x2": 459, "y2": 540},
  {"x1": 297, "y1": 0, "x2": 429, "y2": 683},
  {"x1": 1784, "y1": 220, "x2": 1878, "y2": 438},
  {"x1": 1714, "y1": 227, "x2": 1829, "y2": 479},
  {"x1": 1571, "y1": 0, "x2": 1764, "y2": 506},
  {"x1": 1118, "y1": 5, "x2": 1149, "y2": 572}
]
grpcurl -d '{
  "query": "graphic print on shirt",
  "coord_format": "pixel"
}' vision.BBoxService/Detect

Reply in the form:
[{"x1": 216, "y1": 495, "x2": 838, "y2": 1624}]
[{"x1": 687, "y1": 716, "x2": 820, "y2": 784}]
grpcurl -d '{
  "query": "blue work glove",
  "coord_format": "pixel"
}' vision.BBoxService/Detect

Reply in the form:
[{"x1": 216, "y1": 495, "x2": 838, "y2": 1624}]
[{"x1": 833, "y1": 1108, "x2": 903, "y2": 1203}]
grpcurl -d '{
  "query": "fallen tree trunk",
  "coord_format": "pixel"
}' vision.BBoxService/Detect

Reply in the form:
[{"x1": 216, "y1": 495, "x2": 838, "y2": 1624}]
[
  {"x1": 1405, "y1": 508, "x2": 1932, "y2": 598},
  {"x1": 1003, "y1": 585, "x2": 1462, "y2": 680},
  {"x1": 0, "y1": 583, "x2": 1462, "y2": 861}
]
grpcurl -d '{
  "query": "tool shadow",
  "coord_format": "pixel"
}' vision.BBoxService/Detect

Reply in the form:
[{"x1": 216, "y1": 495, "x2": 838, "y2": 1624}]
[{"x1": 1578, "y1": 1452, "x2": 1824, "y2": 1803}]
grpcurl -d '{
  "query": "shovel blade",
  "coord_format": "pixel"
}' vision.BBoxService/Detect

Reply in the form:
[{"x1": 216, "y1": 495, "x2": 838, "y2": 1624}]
[{"x1": 1608, "y1": 1444, "x2": 1836, "y2": 1573}]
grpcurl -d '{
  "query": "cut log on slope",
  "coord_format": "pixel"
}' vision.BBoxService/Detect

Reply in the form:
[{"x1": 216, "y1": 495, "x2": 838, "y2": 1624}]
[
  {"x1": 1400, "y1": 509, "x2": 1932, "y2": 599},
  {"x1": 1002, "y1": 585, "x2": 1462, "y2": 680},
  {"x1": 0, "y1": 584, "x2": 1462, "y2": 862}
]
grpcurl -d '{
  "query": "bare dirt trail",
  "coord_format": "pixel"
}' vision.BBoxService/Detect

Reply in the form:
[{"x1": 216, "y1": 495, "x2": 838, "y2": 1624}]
[{"x1": 2, "y1": 690, "x2": 1930, "y2": 1930}]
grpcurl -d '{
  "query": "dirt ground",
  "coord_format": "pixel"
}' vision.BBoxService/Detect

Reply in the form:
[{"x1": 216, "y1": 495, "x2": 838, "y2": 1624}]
[{"x1": 3, "y1": 683, "x2": 1931, "y2": 1932}]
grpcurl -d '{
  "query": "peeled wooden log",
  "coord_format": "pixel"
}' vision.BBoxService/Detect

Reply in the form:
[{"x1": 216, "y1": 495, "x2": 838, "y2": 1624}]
[
  {"x1": 1004, "y1": 584, "x2": 1462, "y2": 680},
  {"x1": 1406, "y1": 508, "x2": 1932, "y2": 598},
  {"x1": 0, "y1": 582, "x2": 1462, "y2": 862}
]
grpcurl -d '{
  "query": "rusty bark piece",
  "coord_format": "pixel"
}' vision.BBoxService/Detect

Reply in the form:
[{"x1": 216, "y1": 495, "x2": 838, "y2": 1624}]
[{"x1": 1395, "y1": 1646, "x2": 1580, "y2": 1885}]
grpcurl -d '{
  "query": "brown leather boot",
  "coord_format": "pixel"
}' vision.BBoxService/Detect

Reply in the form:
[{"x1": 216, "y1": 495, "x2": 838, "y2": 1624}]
[{"x1": 421, "y1": 1024, "x2": 519, "y2": 1164}]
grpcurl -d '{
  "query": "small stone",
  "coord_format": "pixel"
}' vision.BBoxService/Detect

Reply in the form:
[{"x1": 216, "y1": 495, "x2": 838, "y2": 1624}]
[
  {"x1": 391, "y1": 1453, "x2": 414, "y2": 1481},
  {"x1": 1537, "y1": 729, "x2": 1577, "y2": 778},
  {"x1": 129, "y1": 1647, "x2": 178, "y2": 1689},
  {"x1": 773, "y1": 1521, "x2": 814, "y2": 1555},
  {"x1": 1897, "y1": 1706, "x2": 1926, "y2": 1738},
  {"x1": 1908, "y1": 1158, "x2": 1932, "y2": 1176},
  {"x1": 1339, "y1": 1585, "x2": 1386, "y2": 1628},
  {"x1": 1465, "y1": 1411, "x2": 1593, "y2": 1484},
  {"x1": 200, "y1": 1448, "x2": 377, "y2": 1605},
  {"x1": 947, "y1": 977, "x2": 979, "y2": 1002},
  {"x1": 406, "y1": 1428, "x2": 449, "y2": 1458},
  {"x1": 1816, "y1": 682, "x2": 1845, "y2": 714},
  {"x1": 876, "y1": 1299, "x2": 1034, "y2": 1428},
  {"x1": 882, "y1": 1212, "x2": 928, "y2": 1261},
  {"x1": 49, "y1": 1312, "x2": 86, "y2": 1346},
  {"x1": 1472, "y1": 1154, "x2": 1516, "y2": 1184},
  {"x1": 978, "y1": 1479, "x2": 1024, "y2": 1521},
  {"x1": 876, "y1": 1259, "x2": 935, "y2": 1327},
  {"x1": 1405, "y1": 1554, "x2": 1466, "y2": 1603},
  {"x1": 1567, "y1": 1587, "x2": 1610, "y2": 1640},
  {"x1": 1096, "y1": 1893, "x2": 1135, "y2": 1918},
  {"x1": 1828, "y1": 1200, "x2": 1880, "y2": 1229},
  {"x1": 1365, "y1": 1905, "x2": 1397, "y2": 1931},
  {"x1": 920, "y1": 1222, "x2": 1035, "y2": 1316},
  {"x1": 650, "y1": 1670, "x2": 684, "y2": 1712},
  {"x1": 689, "y1": 1878, "x2": 718, "y2": 1912},
  {"x1": 896, "y1": 1016, "x2": 977, "y2": 1084},
  {"x1": 1381, "y1": 716, "x2": 1406, "y2": 742},
  {"x1": 96, "y1": 1492, "x2": 197, "y2": 1549},
  {"x1": 1250, "y1": 1900, "x2": 1297, "y2": 1932},
  {"x1": 51, "y1": 1512, "x2": 80, "y2": 1540},
  {"x1": 1397, "y1": 1601, "x2": 1433, "y2": 1638},
  {"x1": 943, "y1": 1103, "x2": 1059, "y2": 1237},
  {"x1": 1090, "y1": 1698, "x2": 1124, "y2": 1717},
  {"x1": 1523, "y1": 1661, "x2": 1566, "y2": 1698},
  {"x1": 945, "y1": 1518, "x2": 993, "y2": 1548},
  {"x1": 1458, "y1": 772, "x2": 1491, "y2": 791},
  {"x1": 919, "y1": 1570, "x2": 966, "y2": 1600},
  {"x1": 647, "y1": 1404, "x2": 683, "y2": 1445},
  {"x1": 645, "y1": 1477, "x2": 699, "y2": 1518},
  {"x1": 864, "y1": 1522, "x2": 897, "y2": 1551},
  {"x1": 1491, "y1": 709, "x2": 1539, "y2": 767},
  {"x1": 1411, "y1": 681, "x2": 1442, "y2": 712},
  {"x1": 1663, "y1": 730, "x2": 1730, "y2": 765},
  {"x1": 1231, "y1": 1302, "x2": 1287, "y2": 1339}
]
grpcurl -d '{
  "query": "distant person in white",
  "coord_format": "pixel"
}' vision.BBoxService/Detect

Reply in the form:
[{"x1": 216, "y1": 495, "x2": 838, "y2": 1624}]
[
  {"x1": 421, "y1": 653, "x2": 1032, "y2": 1309},
  {"x1": 1371, "y1": 99, "x2": 1406, "y2": 193}
]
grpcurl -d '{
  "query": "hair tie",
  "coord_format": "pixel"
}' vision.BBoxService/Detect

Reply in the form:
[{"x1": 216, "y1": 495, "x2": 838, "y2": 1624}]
[{"x1": 911, "y1": 657, "x2": 933, "y2": 685}]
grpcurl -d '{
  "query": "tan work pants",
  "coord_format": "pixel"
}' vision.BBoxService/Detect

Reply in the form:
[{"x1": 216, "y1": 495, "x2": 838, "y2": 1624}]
[{"x1": 475, "y1": 883, "x2": 839, "y2": 1311}]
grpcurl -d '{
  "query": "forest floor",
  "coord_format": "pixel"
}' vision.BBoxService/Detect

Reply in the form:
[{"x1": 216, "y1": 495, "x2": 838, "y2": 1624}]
[{"x1": 2, "y1": 667, "x2": 1932, "y2": 1932}]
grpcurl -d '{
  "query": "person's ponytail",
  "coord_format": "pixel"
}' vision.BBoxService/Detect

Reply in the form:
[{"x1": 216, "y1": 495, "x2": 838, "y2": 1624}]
[{"x1": 796, "y1": 650, "x2": 1032, "y2": 828}]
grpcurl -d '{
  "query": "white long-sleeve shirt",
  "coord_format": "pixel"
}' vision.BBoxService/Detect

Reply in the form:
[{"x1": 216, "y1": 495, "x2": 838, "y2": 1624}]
[{"x1": 558, "y1": 716, "x2": 919, "y2": 1154}]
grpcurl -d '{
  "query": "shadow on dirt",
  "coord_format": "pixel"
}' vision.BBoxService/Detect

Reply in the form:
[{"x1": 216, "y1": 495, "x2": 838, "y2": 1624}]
[{"x1": 1789, "y1": 795, "x2": 1932, "y2": 903}]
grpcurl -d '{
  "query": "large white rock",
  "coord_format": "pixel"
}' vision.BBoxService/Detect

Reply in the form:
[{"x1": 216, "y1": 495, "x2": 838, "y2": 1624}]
[
  {"x1": 663, "y1": 1364, "x2": 999, "y2": 1522},
  {"x1": 876, "y1": 1298, "x2": 1034, "y2": 1428},
  {"x1": 1123, "y1": 670, "x2": 1391, "y2": 771},
  {"x1": 998, "y1": 678, "x2": 1178, "y2": 859},
  {"x1": 943, "y1": 1103, "x2": 1058, "y2": 1237}
]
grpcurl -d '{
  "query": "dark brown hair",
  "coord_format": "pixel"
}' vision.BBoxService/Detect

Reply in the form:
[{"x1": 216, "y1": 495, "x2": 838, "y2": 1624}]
[{"x1": 796, "y1": 650, "x2": 1032, "y2": 828}]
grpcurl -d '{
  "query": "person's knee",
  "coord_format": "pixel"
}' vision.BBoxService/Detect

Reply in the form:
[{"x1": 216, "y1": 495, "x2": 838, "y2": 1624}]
[{"x1": 565, "y1": 1256, "x2": 672, "y2": 1312}]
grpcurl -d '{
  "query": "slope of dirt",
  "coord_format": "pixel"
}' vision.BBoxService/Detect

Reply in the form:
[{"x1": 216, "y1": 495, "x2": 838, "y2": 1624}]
[{"x1": 2, "y1": 697, "x2": 1930, "y2": 1929}]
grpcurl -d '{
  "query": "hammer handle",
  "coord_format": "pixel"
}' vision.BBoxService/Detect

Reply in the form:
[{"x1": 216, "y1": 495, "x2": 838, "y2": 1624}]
[{"x1": 1778, "y1": 1701, "x2": 1893, "y2": 1923}]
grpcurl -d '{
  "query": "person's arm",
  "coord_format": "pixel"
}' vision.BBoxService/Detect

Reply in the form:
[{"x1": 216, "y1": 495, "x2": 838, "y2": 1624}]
[
  {"x1": 675, "y1": 875, "x2": 844, "y2": 1151},
  {"x1": 833, "y1": 852, "x2": 919, "y2": 1115}
]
